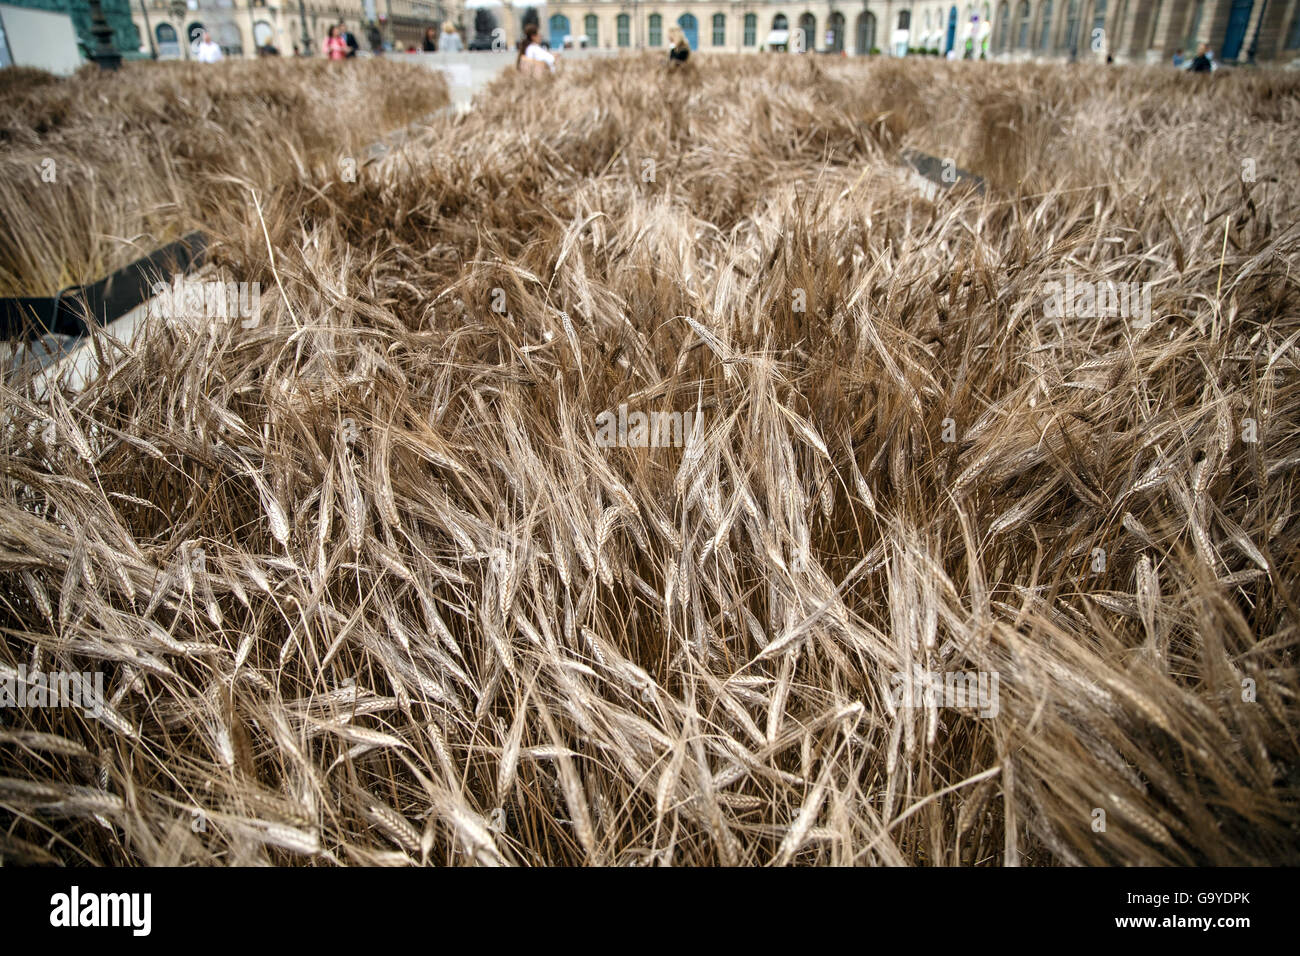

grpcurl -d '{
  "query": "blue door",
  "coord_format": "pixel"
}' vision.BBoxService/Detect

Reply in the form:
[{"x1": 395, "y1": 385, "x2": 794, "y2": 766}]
[
  {"x1": 548, "y1": 14, "x2": 569, "y2": 47},
  {"x1": 677, "y1": 13, "x2": 699, "y2": 49},
  {"x1": 946, "y1": 6, "x2": 958, "y2": 51},
  {"x1": 1221, "y1": 0, "x2": 1253, "y2": 60}
]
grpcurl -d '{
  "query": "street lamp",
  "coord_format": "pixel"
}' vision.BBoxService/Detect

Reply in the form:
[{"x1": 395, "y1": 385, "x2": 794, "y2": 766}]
[
  {"x1": 139, "y1": 0, "x2": 158, "y2": 58},
  {"x1": 87, "y1": 0, "x2": 123, "y2": 69},
  {"x1": 170, "y1": 0, "x2": 189, "y2": 58},
  {"x1": 298, "y1": 0, "x2": 312, "y2": 53},
  {"x1": 1246, "y1": 0, "x2": 1268, "y2": 64}
]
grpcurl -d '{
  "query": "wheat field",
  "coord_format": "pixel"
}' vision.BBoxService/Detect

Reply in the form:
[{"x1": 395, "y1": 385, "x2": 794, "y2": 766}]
[{"x1": 0, "y1": 54, "x2": 1298, "y2": 866}]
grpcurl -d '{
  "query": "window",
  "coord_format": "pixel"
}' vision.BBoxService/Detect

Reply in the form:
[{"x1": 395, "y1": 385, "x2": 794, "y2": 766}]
[
  {"x1": 1039, "y1": 0, "x2": 1052, "y2": 48},
  {"x1": 1147, "y1": 0, "x2": 1163, "y2": 47},
  {"x1": 996, "y1": 0, "x2": 1009, "y2": 48},
  {"x1": 774, "y1": 14, "x2": 788, "y2": 30},
  {"x1": 617, "y1": 13, "x2": 630, "y2": 47},
  {"x1": 827, "y1": 11, "x2": 844, "y2": 51},
  {"x1": 585, "y1": 13, "x2": 598, "y2": 46},
  {"x1": 1065, "y1": 0, "x2": 1080, "y2": 52},
  {"x1": 549, "y1": 14, "x2": 570, "y2": 46},
  {"x1": 1016, "y1": 0, "x2": 1030, "y2": 47},
  {"x1": 744, "y1": 12, "x2": 756, "y2": 45},
  {"x1": 713, "y1": 13, "x2": 725, "y2": 45},
  {"x1": 799, "y1": 12, "x2": 816, "y2": 50},
  {"x1": 1091, "y1": 0, "x2": 1106, "y2": 50},
  {"x1": 899, "y1": 11, "x2": 910, "y2": 29},
  {"x1": 1184, "y1": 0, "x2": 1203, "y2": 50},
  {"x1": 253, "y1": 20, "x2": 274, "y2": 47},
  {"x1": 156, "y1": 22, "x2": 180, "y2": 58},
  {"x1": 649, "y1": 13, "x2": 662, "y2": 46},
  {"x1": 1287, "y1": 10, "x2": 1300, "y2": 48}
]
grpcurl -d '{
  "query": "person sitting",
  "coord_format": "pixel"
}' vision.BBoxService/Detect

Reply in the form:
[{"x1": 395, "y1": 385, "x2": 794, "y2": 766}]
[{"x1": 517, "y1": 23, "x2": 555, "y2": 76}]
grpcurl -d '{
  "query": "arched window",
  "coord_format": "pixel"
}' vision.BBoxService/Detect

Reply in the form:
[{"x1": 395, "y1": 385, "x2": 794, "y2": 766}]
[
  {"x1": 156, "y1": 22, "x2": 180, "y2": 58},
  {"x1": 617, "y1": 13, "x2": 630, "y2": 47},
  {"x1": 677, "y1": 13, "x2": 698, "y2": 48},
  {"x1": 798, "y1": 12, "x2": 816, "y2": 50},
  {"x1": 774, "y1": 13, "x2": 789, "y2": 30},
  {"x1": 648, "y1": 13, "x2": 662, "y2": 45},
  {"x1": 713, "y1": 13, "x2": 725, "y2": 45},
  {"x1": 744, "y1": 12, "x2": 757, "y2": 45},
  {"x1": 1064, "y1": 0, "x2": 1080, "y2": 52},
  {"x1": 899, "y1": 11, "x2": 911, "y2": 29},
  {"x1": 186, "y1": 21, "x2": 205, "y2": 50},
  {"x1": 584, "y1": 13, "x2": 598, "y2": 46},
  {"x1": 996, "y1": 0, "x2": 1009, "y2": 48},
  {"x1": 523, "y1": 7, "x2": 540, "y2": 30},
  {"x1": 1038, "y1": 0, "x2": 1052, "y2": 48},
  {"x1": 1015, "y1": 0, "x2": 1029, "y2": 46},
  {"x1": 549, "y1": 13, "x2": 570, "y2": 46},
  {"x1": 858, "y1": 10, "x2": 876, "y2": 52},
  {"x1": 253, "y1": 20, "x2": 273, "y2": 48},
  {"x1": 828, "y1": 11, "x2": 844, "y2": 51},
  {"x1": 1146, "y1": 0, "x2": 1163, "y2": 47}
]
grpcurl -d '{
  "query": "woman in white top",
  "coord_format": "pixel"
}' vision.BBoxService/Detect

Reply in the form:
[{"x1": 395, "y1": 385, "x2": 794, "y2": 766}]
[{"x1": 516, "y1": 23, "x2": 555, "y2": 75}]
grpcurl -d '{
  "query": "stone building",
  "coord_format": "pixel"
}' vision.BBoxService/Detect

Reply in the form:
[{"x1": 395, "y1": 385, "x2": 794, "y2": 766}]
[
  {"x1": 538, "y1": 0, "x2": 1299, "y2": 62},
  {"x1": 125, "y1": 0, "x2": 460, "y2": 58}
]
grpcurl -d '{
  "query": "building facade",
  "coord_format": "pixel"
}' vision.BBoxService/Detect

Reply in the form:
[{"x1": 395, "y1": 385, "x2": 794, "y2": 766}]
[
  {"x1": 539, "y1": 0, "x2": 1299, "y2": 62},
  {"x1": 125, "y1": 0, "x2": 461, "y2": 58}
]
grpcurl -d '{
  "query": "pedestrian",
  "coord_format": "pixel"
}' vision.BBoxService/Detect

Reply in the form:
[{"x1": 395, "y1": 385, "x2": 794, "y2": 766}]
[
  {"x1": 324, "y1": 24, "x2": 348, "y2": 61},
  {"x1": 517, "y1": 23, "x2": 555, "y2": 75},
  {"x1": 340, "y1": 22, "x2": 359, "y2": 57},
  {"x1": 1189, "y1": 41, "x2": 1212, "y2": 73},
  {"x1": 667, "y1": 25, "x2": 690, "y2": 68},
  {"x1": 1172, "y1": 47, "x2": 1184, "y2": 67},
  {"x1": 195, "y1": 30, "x2": 223, "y2": 63},
  {"x1": 422, "y1": 26, "x2": 439, "y2": 51},
  {"x1": 440, "y1": 21, "x2": 463, "y2": 52}
]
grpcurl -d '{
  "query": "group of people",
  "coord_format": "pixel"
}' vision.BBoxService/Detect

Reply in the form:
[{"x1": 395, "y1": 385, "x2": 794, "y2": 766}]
[
  {"x1": 421, "y1": 24, "x2": 465, "y2": 52},
  {"x1": 1173, "y1": 42, "x2": 1218, "y2": 72},
  {"x1": 514, "y1": 23, "x2": 692, "y2": 75}
]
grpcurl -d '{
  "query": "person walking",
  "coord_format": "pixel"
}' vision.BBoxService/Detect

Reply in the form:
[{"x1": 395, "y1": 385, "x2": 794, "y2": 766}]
[
  {"x1": 340, "y1": 22, "x2": 359, "y2": 57},
  {"x1": 195, "y1": 30, "x2": 223, "y2": 63},
  {"x1": 440, "y1": 22, "x2": 463, "y2": 52},
  {"x1": 422, "y1": 26, "x2": 439, "y2": 51},
  {"x1": 324, "y1": 24, "x2": 348, "y2": 61},
  {"x1": 667, "y1": 25, "x2": 690, "y2": 67}
]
